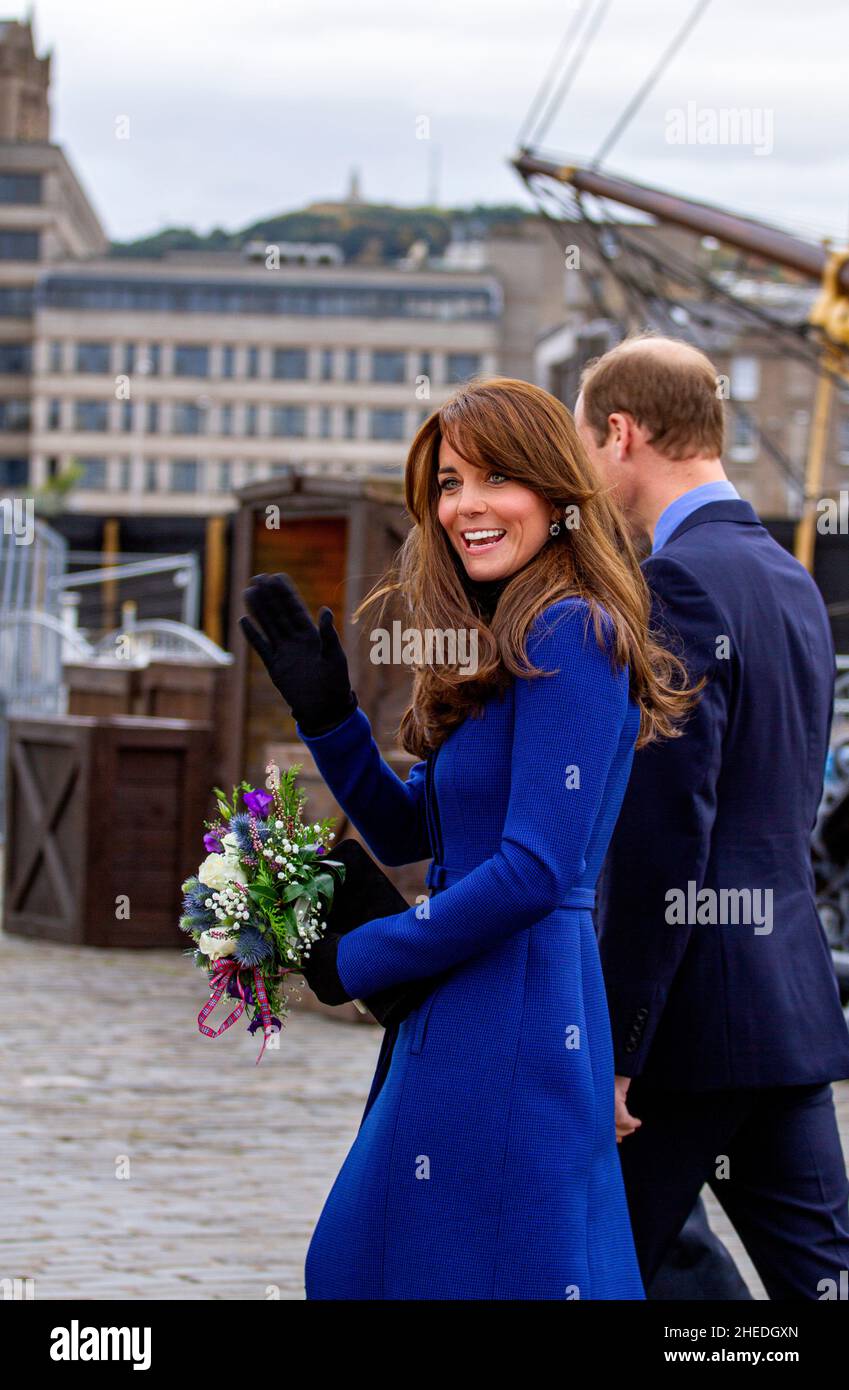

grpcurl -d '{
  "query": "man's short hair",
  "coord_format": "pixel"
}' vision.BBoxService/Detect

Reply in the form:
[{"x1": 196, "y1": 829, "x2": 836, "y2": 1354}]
[{"x1": 579, "y1": 334, "x2": 725, "y2": 460}]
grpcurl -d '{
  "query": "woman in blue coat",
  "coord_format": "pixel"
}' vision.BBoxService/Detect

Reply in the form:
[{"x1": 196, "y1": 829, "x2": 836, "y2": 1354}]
[{"x1": 240, "y1": 377, "x2": 695, "y2": 1300}]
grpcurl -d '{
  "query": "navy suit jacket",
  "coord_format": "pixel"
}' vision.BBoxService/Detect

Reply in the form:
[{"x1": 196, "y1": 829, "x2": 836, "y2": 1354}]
[{"x1": 596, "y1": 498, "x2": 849, "y2": 1089}]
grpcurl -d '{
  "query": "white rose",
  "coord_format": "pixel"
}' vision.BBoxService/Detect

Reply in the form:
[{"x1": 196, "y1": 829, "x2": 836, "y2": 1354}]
[
  {"x1": 198, "y1": 928, "x2": 238, "y2": 960},
  {"x1": 198, "y1": 853, "x2": 247, "y2": 890},
  {"x1": 221, "y1": 831, "x2": 241, "y2": 854}
]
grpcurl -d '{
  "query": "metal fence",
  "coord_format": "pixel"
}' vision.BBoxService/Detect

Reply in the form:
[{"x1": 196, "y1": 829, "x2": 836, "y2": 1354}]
[
  {"x1": 0, "y1": 517, "x2": 209, "y2": 841},
  {"x1": 0, "y1": 515, "x2": 69, "y2": 715},
  {"x1": 0, "y1": 515, "x2": 70, "y2": 841}
]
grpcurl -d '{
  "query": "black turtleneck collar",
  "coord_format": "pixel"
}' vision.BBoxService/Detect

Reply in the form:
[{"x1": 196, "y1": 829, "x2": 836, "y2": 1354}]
[{"x1": 463, "y1": 572, "x2": 510, "y2": 621}]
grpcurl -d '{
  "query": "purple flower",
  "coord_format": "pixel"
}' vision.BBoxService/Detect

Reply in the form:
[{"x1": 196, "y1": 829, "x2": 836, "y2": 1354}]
[
  {"x1": 204, "y1": 832, "x2": 224, "y2": 853},
  {"x1": 243, "y1": 788, "x2": 273, "y2": 818}
]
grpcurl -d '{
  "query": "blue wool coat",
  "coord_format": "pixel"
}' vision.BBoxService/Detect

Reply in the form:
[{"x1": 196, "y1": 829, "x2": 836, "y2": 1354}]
[{"x1": 297, "y1": 597, "x2": 646, "y2": 1300}]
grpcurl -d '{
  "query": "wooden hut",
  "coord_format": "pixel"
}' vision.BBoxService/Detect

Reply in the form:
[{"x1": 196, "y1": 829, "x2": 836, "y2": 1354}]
[{"x1": 225, "y1": 468, "x2": 430, "y2": 918}]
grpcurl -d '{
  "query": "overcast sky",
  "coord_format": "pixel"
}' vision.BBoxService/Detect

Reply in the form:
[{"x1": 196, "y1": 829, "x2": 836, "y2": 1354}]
[{"x1": 22, "y1": 0, "x2": 849, "y2": 246}]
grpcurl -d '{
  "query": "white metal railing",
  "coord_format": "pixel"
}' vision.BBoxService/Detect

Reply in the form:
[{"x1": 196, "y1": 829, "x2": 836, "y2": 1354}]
[
  {"x1": 91, "y1": 618, "x2": 233, "y2": 665},
  {"x1": 60, "y1": 553, "x2": 201, "y2": 630}
]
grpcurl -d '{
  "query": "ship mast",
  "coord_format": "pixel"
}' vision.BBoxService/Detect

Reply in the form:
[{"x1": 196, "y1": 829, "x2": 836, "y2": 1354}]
[{"x1": 512, "y1": 152, "x2": 849, "y2": 570}]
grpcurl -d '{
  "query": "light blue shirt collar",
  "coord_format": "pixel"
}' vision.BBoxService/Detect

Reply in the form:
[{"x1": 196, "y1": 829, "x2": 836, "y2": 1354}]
[{"x1": 651, "y1": 480, "x2": 741, "y2": 554}]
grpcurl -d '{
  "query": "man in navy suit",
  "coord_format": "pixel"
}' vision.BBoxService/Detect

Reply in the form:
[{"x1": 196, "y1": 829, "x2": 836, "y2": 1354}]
[{"x1": 576, "y1": 334, "x2": 849, "y2": 1300}]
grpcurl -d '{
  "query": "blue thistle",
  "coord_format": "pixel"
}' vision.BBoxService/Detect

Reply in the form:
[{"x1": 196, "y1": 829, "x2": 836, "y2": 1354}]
[
  {"x1": 179, "y1": 912, "x2": 212, "y2": 935},
  {"x1": 230, "y1": 811, "x2": 271, "y2": 854},
  {"x1": 234, "y1": 927, "x2": 274, "y2": 966},
  {"x1": 181, "y1": 883, "x2": 216, "y2": 923},
  {"x1": 184, "y1": 895, "x2": 215, "y2": 917}
]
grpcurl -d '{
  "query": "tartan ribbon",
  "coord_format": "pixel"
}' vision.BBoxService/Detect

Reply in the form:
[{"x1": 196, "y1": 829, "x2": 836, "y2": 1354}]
[
  {"x1": 249, "y1": 968, "x2": 276, "y2": 1066},
  {"x1": 197, "y1": 959, "x2": 280, "y2": 1064}
]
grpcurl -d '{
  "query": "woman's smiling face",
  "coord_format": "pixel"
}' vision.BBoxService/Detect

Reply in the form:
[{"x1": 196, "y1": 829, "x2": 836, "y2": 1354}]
[{"x1": 436, "y1": 436, "x2": 556, "y2": 579}]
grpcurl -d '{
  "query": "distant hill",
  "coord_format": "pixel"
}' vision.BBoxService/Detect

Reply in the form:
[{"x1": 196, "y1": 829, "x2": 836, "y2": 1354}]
[{"x1": 107, "y1": 202, "x2": 536, "y2": 263}]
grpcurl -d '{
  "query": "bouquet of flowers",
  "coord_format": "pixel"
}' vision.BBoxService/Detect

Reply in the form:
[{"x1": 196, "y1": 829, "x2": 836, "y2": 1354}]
[{"x1": 180, "y1": 763, "x2": 348, "y2": 1063}]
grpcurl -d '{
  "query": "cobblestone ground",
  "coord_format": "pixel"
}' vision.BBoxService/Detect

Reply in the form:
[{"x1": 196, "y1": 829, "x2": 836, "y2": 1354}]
[{"x1": 2, "y1": 928, "x2": 847, "y2": 1301}]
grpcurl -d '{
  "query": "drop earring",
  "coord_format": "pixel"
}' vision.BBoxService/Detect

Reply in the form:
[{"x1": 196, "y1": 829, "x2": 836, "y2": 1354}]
[{"x1": 549, "y1": 516, "x2": 562, "y2": 537}]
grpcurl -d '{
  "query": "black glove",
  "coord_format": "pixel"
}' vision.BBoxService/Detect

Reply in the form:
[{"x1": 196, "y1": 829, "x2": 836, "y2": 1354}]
[
  {"x1": 239, "y1": 572, "x2": 358, "y2": 736},
  {"x1": 300, "y1": 931, "x2": 351, "y2": 1006}
]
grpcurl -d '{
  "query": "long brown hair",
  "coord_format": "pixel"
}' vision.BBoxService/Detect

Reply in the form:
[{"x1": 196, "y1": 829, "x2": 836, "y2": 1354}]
[{"x1": 353, "y1": 376, "x2": 700, "y2": 758}]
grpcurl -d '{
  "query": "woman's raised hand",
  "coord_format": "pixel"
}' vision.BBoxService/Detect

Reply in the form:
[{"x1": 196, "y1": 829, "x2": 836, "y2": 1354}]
[{"x1": 239, "y1": 572, "x2": 358, "y2": 736}]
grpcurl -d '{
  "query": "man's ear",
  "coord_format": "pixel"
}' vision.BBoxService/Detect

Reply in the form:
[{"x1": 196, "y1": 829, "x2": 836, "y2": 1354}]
[{"x1": 609, "y1": 411, "x2": 636, "y2": 461}]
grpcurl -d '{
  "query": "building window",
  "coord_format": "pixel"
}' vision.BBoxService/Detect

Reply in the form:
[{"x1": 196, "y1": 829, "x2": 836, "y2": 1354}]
[
  {"x1": 370, "y1": 408, "x2": 405, "y2": 441},
  {"x1": 139, "y1": 343, "x2": 161, "y2": 376},
  {"x1": 247, "y1": 346, "x2": 259, "y2": 379},
  {"x1": 172, "y1": 402, "x2": 205, "y2": 435},
  {"x1": 38, "y1": 276, "x2": 499, "y2": 320},
  {"x1": 173, "y1": 345, "x2": 209, "y2": 377},
  {"x1": 730, "y1": 356, "x2": 760, "y2": 401},
  {"x1": 144, "y1": 459, "x2": 158, "y2": 492},
  {"x1": 47, "y1": 398, "x2": 61, "y2": 430},
  {"x1": 74, "y1": 400, "x2": 110, "y2": 431},
  {"x1": 271, "y1": 405, "x2": 306, "y2": 437},
  {"x1": 119, "y1": 458, "x2": 131, "y2": 491},
  {"x1": 0, "y1": 457, "x2": 28, "y2": 486},
  {"x1": 123, "y1": 343, "x2": 136, "y2": 376},
  {"x1": 0, "y1": 342, "x2": 32, "y2": 373},
  {"x1": 0, "y1": 398, "x2": 30, "y2": 430},
  {"x1": 272, "y1": 348, "x2": 307, "y2": 380},
  {"x1": 346, "y1": 348, "x2": 358, "y2": 382},
  {"x1": 446, "y1": 352, "x2": 481, "y2": 383},
  {"x1": 0, "y1": 286, "x2": 33, "y2": 316},
  {"x1": 75, "y1": 342, "x2": 111, "y2": 374},
  {"x1": 321, "y1": 348, "x2": 334, "y2": 380},
  {"x1": 0, "y1": 173, "x2": 42, "y2": 204},
  {"x1": 170, "y1": 459, "x2": 199, "y2": 492},
  {"x1": 785, "y1": 478, "x2": 804, "y2": 515},
  {"x1": 121, "y1": 400, "x2": 134, "y2": 432},
  {"x1": 77, "y1": 457, "x2": 108, "y2": 489},
  {"x1": 146, "y1": 401, "x2": 159, "y2": 432},
  {"x1": 729, "y1": 411, "x2": 758, "y2": 462},
  {"x1": 218, "y1": 461, "x2": 232, "y2": 490},
  {"x1": 419, "y1": 351, "x2": 432, "y2": 378},
  {"x1": 372, "y1": 350, "x2": 406, "y2": 383},
  {"x1": 49, "y1": 341, "x2": 63, "y2": 372},
  {"x1": 222, "y1": 345, "x2": 235, "y2": 378},
  {"x1": 344, "y1": 406, "x2": 357, "y2": 439},
  {"x1": 319, "y1": 405, "x2": 332, "y2": 438},
  {"x1": 220, "y1": 403, "x2": 233, "y2": 436},
  {"x1": 0, "y1": 230, "x2": 39, "y2": 260},
  {"x1": 245, "y1": 404, "x2": 258, "y2": 436}
]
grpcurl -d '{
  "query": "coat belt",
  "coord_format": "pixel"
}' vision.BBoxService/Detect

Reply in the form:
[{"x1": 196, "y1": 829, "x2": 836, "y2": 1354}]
[{"x1": 426, "y1": 860, "x2": 596, "y2": 909}]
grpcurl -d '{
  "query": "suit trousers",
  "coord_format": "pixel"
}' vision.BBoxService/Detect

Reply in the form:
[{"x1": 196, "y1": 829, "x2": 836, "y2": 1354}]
[
  {"x1": 646, "y1": 1195, "x2": 753, "y2": 1299},
  {"x1": 619, "y1": 1078, "x2": 849, "y2": 1300}
]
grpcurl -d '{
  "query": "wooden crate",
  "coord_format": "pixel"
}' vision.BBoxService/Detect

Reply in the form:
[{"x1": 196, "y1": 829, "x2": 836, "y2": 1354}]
[
  {"x1": 3, "y1": 714, "x2": 214, "y2": 947},
  {"x1": 64, "y1": 660, "x2": 138, "y2": 718}
]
